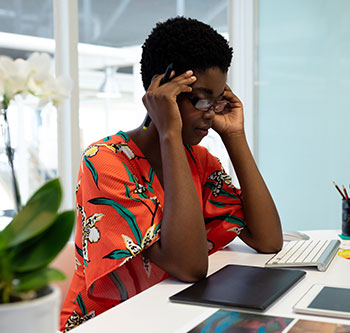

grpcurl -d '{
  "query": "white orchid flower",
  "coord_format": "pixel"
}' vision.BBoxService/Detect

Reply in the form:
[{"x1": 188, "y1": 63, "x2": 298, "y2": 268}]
[
  {"x1": 26, "y1": 53, "x2": 53, "y2": 96},
  {"x1": 36, "y1": 74, "x2": 73, "y2": 107},
  {"x1": 0, "y1": 56, "x2": 29, "y2": 105},
  {"x1": 27, "y1": 52, "x2": 52, "y2": 78},
  {"x1": 0, "y1": 52, "x2": 72, "y2": 109}
]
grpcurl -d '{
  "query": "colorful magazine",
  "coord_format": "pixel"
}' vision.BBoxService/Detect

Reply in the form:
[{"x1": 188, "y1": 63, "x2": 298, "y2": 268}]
[{"x1": 188, "y1": 309, "x2": 293, "y2": 332}]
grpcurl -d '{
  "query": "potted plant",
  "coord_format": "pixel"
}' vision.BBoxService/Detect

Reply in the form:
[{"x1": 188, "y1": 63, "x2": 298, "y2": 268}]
[
  {"x1": 0, "y1": 178, "x2": 75, "y2": 333},
  {"x1": 0, "y1": 52, "x2": 74, "y2": 332}
]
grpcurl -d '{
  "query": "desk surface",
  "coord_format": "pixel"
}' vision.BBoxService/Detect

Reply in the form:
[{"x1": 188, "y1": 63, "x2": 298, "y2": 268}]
[{"x1": 72, "y1": 230, "x2": 350, "y2": 332}]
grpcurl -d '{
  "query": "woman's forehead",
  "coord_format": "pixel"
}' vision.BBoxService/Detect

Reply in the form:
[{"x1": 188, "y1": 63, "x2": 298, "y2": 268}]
[
  {"x1": 191, "y1": 87, "x2": 225, "y2": 99},
  {"x1": 192, "y1": 67, "x2": 227, "y2": 97}
]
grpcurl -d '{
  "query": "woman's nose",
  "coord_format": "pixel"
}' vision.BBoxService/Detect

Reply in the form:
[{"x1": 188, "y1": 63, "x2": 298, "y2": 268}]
[{"x1": 202, "y1": 106, "x2": 216, "y2": 119}]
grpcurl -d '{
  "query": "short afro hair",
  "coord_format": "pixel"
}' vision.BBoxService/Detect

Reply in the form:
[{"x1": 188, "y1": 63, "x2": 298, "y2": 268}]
[{"x1": 140, "y1": 16, "x2": 233, "y2": 91}]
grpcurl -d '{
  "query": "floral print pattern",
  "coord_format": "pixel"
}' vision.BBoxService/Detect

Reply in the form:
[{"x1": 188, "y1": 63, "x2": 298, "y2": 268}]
[{"x1": 60, "y1": 130, "x2": 244, "y2": 331}]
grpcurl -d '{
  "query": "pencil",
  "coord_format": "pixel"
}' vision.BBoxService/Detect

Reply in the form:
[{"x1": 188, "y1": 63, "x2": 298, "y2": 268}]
[
  {"x1": 333, "y1": 181, "x2": 346, "y2": 200},
  {"x1": 343, "y1": 185, "x2": 349, "y2": 200}
]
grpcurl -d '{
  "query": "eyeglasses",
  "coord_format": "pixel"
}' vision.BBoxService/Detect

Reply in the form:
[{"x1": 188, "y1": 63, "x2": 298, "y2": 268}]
[{"x1": 189, "y1": 97, "x2": 229, "y2": 113}]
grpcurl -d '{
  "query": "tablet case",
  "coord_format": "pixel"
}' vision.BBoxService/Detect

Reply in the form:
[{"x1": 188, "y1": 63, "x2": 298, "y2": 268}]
[{"x1": 169, "y1": 264, "x2": 305, "y2": 311}]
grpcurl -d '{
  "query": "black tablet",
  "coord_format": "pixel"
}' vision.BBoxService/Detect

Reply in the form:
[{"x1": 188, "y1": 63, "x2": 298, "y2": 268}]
[{"x1": 169, "y1": 264, "x2": 305, "y2": 311}]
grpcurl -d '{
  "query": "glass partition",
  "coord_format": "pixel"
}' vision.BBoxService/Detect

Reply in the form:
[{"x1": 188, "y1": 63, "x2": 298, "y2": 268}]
[{"x1": 257, "y1": 0, "x2": 350, "y2": 231}]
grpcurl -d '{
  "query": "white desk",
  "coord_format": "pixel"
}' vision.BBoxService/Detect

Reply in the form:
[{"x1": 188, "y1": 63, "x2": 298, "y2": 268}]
[{"x1": 72, "y1": 230, "x2": 350, "y2": 332}]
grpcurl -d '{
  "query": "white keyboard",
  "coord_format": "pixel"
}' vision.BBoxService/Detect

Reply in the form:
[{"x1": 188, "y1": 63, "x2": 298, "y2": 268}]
[{"x1": 265, "y1": 239, "x2": 340, "y2": 272}]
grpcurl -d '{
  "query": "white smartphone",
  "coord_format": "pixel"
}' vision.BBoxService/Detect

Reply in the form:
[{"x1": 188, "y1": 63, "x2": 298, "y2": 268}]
[{"x1": 293, "y1": 284, "x2": 350, "y2": 319}]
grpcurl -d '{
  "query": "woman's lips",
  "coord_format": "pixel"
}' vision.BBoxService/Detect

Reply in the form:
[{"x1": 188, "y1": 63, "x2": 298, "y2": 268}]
[{"x1": 195, "y1": 128, "x2": 209, "y2": 136}]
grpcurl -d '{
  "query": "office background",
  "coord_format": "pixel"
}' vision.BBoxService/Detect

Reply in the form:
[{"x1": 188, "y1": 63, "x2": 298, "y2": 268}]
[{"x1": 0, "y1": 0, "x2": 348, "y2": 232}]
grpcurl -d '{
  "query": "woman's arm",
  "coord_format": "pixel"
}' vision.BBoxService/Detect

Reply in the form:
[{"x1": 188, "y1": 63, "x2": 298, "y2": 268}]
[
  {"x1": 213, "y1": 86, "x2": 283, "y2": 253},
  {"x1": 142, "y1": 71, "x2": 208, "y2": 281}
]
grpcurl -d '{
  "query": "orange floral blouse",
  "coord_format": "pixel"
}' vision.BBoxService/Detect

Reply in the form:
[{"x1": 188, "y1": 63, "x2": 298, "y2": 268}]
[{"x1": 60, "y1": 131, "x2": 245, "y2": 332}]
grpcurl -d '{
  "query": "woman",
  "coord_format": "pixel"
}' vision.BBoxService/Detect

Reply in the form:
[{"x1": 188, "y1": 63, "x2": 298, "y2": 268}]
[{"x1": 60, "y1": 16, "x2": 282, "y2": 332}]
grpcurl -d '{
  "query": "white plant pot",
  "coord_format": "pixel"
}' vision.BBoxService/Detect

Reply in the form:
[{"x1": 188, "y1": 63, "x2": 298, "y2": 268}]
[{"x1": 0, "y1": 285, "x2": 61, "y2": 333}]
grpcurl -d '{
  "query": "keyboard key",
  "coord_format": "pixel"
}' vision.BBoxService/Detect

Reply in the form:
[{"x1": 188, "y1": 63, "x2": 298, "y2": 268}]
[
  {"x1": 279, "y1": 241, "x2": 305, "y2": 263},
  {"x1": 309, "y1": 239, "x2": 331, "y2": 262},
  {"x1": 288, "y1": 240, "x2": 315, "y2": 263}
]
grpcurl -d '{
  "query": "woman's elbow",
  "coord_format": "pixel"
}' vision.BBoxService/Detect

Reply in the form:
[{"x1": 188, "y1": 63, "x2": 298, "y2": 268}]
[
  {"x1": 255, "y1": 238, "x2": 283, "y2": 254},
  {"x1": 174, "y1": 260, "x2": 208, "y2": 283}
]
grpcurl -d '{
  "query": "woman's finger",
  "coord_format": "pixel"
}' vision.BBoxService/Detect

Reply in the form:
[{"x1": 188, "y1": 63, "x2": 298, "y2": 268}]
[
  {"x1": 147, "y1": 74, "x2": 164, "y2": 92},
  {"x1": 147, "y1": 69, "x2": 196, "y2": 100},
  {"x1": 223, "y1": 88, "x2": 242, "y2": 105}
]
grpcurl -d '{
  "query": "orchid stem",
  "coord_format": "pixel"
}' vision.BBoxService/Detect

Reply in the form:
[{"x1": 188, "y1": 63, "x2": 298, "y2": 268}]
[{"x1": 2, "y1": 109, "x2": 22, "y2": 213}]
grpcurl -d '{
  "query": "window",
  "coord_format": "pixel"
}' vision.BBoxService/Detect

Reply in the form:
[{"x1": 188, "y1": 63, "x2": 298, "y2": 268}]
[
  {"x1": 77, "y1": 0, "x2": 232, "y2": 173},
  {"x1": 0, "y1": 0, "x2": 230, "y2": 218},
  {"x1": 0, "y1": 0, "x2": 55, "y2": 217}
]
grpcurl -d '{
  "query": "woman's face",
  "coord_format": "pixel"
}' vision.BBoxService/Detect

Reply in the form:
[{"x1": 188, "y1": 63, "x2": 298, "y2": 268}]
[{"x1": 178, "y1": 67, "x2": 227, "y2": 145}]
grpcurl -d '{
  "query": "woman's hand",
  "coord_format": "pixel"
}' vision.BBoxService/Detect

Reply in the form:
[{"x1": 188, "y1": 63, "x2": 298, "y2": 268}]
[
  {"x1": 142, "y1": 70, "x2": 196, "y2": 137},
  {"x1": 212, "y1": 85, "x2": 245, "y2": 138}
]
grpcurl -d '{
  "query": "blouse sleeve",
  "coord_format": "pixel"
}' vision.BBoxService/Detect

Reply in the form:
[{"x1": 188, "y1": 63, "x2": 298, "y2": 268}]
[
  {"x1": 198, "y1": 147, "x2": 245, "y2": 254},
  {"x1": 75, "y1": 143, "x2": 163, "y2": 298}
]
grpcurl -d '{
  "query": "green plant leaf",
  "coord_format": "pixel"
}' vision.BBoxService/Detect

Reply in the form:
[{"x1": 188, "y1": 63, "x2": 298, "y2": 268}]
[
  {"x1": 26, "y1": 178, "x2": 62, "y2": 206},
  {"x1": 0, "y1": 178, "x2": 62, "y2": 250},
  {"x1": 0, "y1": 248, "x2": 11, "y2": 284},
  {"x1": 0, "y1": 232, "x2": 6, "y2": 254},
  {"x1": 10, "y1": 210, "x2": 75, "y2": 273},
  {"x1": 14, "y1": 267, "x2": 66, "y2": 292}
]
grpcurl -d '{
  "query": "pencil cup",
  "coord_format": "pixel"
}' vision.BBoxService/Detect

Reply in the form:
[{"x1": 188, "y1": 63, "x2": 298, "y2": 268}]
[{"x1": 342, "y1": 199, "x2": 350, "y2": 236}]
